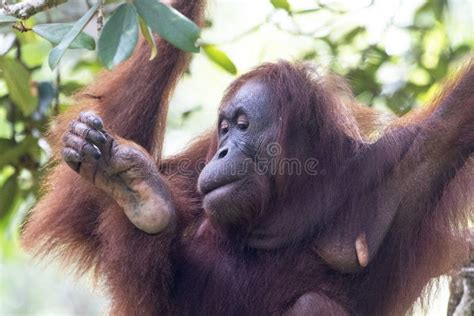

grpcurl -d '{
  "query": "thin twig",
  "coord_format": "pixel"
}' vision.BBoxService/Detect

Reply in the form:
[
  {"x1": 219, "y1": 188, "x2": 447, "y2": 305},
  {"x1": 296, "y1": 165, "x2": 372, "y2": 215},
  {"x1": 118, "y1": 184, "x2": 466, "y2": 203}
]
[
  {"x1": 96, "y1": 0, "x2": 104, "y2": 33},
  {"x1": 12, "y1": 21, "x2": 31, "y2": 32}
]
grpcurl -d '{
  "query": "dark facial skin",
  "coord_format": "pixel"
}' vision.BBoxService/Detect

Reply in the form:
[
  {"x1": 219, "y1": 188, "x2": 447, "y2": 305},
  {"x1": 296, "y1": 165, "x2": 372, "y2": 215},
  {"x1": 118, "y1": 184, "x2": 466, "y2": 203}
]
[{"x1": 197, "y1": 81, "x2": 278, "y2": 231}]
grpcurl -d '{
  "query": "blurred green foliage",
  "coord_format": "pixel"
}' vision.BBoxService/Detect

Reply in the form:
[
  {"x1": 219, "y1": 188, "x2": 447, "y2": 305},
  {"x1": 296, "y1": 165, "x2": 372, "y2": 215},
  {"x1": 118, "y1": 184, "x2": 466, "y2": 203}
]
[{"x1": 0, "y1": 1, "x2": 472, "y2": 313}]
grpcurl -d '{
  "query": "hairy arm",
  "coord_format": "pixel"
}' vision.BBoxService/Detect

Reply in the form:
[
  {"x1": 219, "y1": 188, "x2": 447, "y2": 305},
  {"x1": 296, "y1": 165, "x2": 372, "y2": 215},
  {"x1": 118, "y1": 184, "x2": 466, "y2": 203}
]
[
  {"x1": 21, "y1": 1, "x2": 207, "y2": 314},
  {"x1": 318, "y1": 62, "x2": 474, "y2": 273}
]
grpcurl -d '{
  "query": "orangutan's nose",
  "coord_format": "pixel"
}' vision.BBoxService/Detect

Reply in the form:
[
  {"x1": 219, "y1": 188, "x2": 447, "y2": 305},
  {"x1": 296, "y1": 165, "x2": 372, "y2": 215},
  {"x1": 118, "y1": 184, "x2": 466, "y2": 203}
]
[{"x1": 217, "y1": 147, "x2": 229, "y2": 159}]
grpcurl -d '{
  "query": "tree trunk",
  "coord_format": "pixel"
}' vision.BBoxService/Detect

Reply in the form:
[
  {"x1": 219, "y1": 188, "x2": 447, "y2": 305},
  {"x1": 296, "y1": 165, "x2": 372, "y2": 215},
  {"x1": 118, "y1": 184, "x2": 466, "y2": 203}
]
[{"x1": 447, "y1": 232, "x2": 474, "y2": 315}]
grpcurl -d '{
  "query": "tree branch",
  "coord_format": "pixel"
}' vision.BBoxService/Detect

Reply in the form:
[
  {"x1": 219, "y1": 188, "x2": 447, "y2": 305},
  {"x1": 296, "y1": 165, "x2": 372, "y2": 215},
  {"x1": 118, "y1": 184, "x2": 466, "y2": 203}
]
[
  {"x1": 447, "y1": 231, "x2": 474, "y2": 315},
  {"x1": 0, "y1": 0, "x2": 67, "y2": 20}
]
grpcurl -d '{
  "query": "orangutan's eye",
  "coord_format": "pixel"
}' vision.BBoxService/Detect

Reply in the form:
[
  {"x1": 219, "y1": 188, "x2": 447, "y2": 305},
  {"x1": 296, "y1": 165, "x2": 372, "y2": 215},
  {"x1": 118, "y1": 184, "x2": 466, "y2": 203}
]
[
  {"x1": 237, "y1": 115, "x2": 249, "y2": 131},
  {"x1": 220, "y1": 120, "x2": 229, "y2": 134}
]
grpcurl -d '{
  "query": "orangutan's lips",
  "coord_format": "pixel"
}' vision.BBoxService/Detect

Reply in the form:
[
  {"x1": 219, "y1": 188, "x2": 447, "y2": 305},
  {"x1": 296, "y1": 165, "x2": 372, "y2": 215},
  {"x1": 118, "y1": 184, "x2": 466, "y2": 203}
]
[{"x1": 200, "y1": 177, "x2": 243, "y2": 195}]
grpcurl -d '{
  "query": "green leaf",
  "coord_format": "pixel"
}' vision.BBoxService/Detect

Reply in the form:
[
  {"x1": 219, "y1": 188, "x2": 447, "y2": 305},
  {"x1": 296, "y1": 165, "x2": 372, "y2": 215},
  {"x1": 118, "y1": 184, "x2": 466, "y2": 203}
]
[
  {"x1": 33, "y1": 23, "x2": 96, "y2": 50},
  {"x1": 0, "y1": 175, "x2": 17, "y2": 218},
  {"x1": 134, "y1": 0, "x2": 200, "y2": 53},
  {"x1": 48, "y1": 1, "x2": 100, "y2": 70},
  {"x1": 0, "y1": 13, "x2": 18, "y2": 25},
  {"x1": 60, "y1": 81, "x2": 84, "y2": 96},
  {"x1": 20, "y1": 41, "x2": 50, "y2": 67},
  {"x1": 0, "y1": 139, "x2": 14, "y2": 153},
  {"x1": 433, "y1": 0, "x2": 448, "y2": 21},
  {"x1": 0, "y1": 136, "x2": 36, "y2": 167},
  {"x1": 342, "y1": 26, "x2": 365, "y2": 42},
  {"x1": 202, "y1": 44, "x2": 237, "y2": 75},
  {"x1": 139, "y1": 16, "x2": 157, "y2": 60},
  {"x1": 451, "y1": 44, "x2": 471, "y2": 59},
  {"x1": 302, "y1": 50, "x2": 317, "y2": 60},
  {"x1": 0, "y1": 57, "x2": 37, "y2": 115},
  {"x1": 98, "y1": 3, "x2": 139, "y2": 69},
  {"x1": 72, "y1": 59, "x2": 102, "y2": 73},
  {"x1": 0, "y1": 33, "x2": 16, "y2": 55},
  {"x1": 270, "y1": 0, "x2": 291, "y2": 12}
]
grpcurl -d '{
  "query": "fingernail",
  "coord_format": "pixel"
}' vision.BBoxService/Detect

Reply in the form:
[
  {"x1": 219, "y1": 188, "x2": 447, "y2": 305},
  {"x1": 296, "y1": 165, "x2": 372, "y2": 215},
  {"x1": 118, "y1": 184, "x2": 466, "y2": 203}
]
[
  {"x1": 94, "y1": 150, "x2": 101, "y2": 160},
  {"x1": 97, "y1": 133, "x2": 107, "y2": 144},
  {"x1": 94, "y1": 119, "x2": 103, "y2": 129}
]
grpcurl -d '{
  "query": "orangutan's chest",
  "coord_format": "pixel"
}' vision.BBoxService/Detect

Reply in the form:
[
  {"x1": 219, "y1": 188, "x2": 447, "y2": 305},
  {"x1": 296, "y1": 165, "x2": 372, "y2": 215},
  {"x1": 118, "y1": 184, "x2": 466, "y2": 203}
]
[{"x1": 172, "y1": 242, "x2": 327, "y2": 315}]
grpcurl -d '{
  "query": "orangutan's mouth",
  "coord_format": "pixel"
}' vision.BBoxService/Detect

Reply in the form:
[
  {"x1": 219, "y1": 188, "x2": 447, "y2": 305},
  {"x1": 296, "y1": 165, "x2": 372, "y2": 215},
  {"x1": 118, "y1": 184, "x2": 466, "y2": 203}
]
[{"x1": 199, "y1": 176, "x2": 244, "y2": 195}]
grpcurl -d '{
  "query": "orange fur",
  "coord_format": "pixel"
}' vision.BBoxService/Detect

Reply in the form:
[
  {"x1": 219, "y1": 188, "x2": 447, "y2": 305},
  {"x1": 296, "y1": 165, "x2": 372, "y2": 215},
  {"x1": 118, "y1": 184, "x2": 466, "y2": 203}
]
[{"x1": 21, "y1": 1, "x2": 473, "y2": 313}]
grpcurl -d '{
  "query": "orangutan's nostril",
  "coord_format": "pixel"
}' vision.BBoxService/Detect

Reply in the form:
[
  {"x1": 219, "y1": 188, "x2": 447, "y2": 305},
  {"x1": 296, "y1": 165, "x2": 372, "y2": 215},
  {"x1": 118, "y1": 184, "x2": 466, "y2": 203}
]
[{"x1": 218, "y1": 148, "x2": 228, "y2": 159}]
